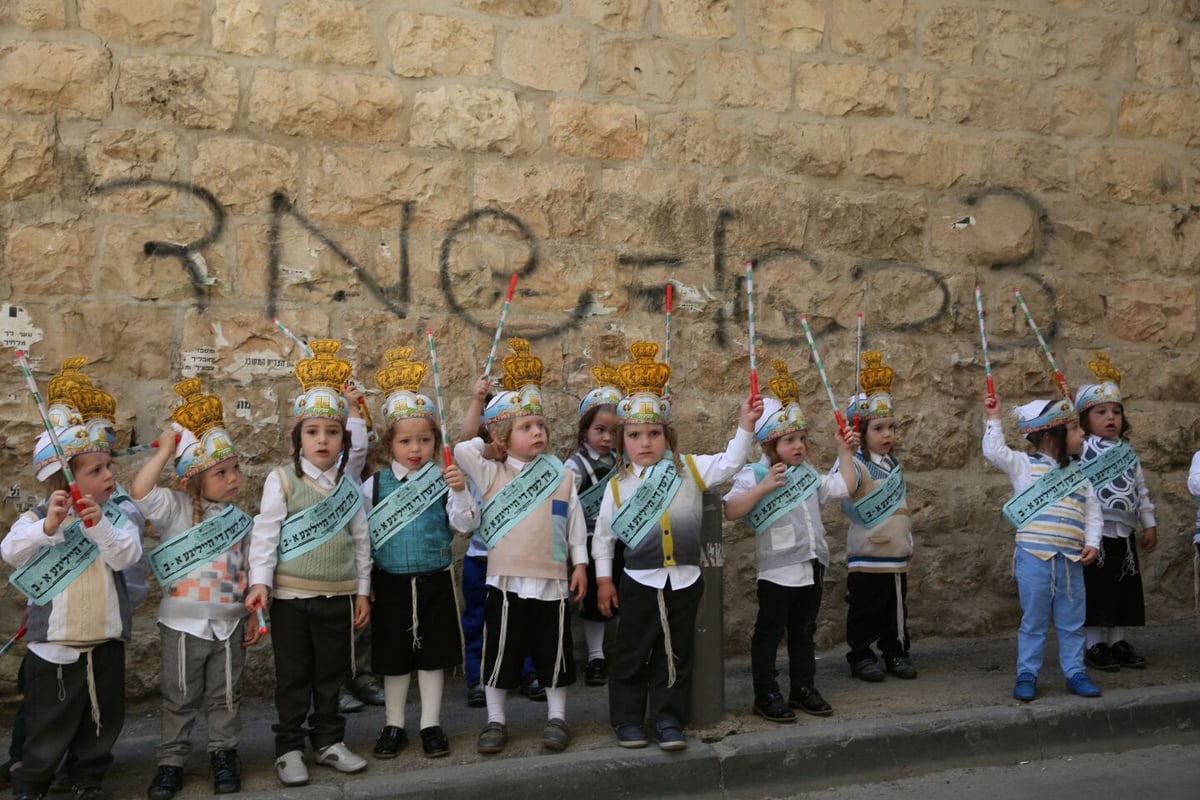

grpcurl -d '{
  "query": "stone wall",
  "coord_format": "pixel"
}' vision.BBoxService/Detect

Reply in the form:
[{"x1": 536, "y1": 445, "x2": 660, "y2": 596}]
[{"x1": 1, "y1": 1, "x2": 1199, "y2": 702}]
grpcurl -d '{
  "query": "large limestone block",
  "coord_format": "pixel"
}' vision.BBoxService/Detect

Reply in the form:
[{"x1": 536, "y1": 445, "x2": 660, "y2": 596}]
[
  {"x1": 276, "y1": 0, "x2": 375, "y2": 66},
  {"x1": 98, "y1": 223, "x2": 232, "y2": 303},
  {"x1": 548, "y1": 99, "x2": 647, "y2": 160},
  {"x1": 249, "y1": 69, "x2": 403, "y2": 142},
  {"x1": 929, "y1": 192, "x2": 1040, "y2": 269},
  {"x1": 658, "y1": 0, "x2": 734, "y2": 39},
  {"x1": 211, "y1": 0, "x2": 268, "y2": 56},
  {"x1": 795, "y1": 63, "x2": 897, "y2": 117},
  {"x1": 0, "y1": 117, "x2": 55, "y2": 200},
  {"x1": 1118, "y1": 92, "x2": 1200, "y2": 147},
  {"x1": 745, "y1": 0, "x2": 822, "y2": 53},
  {"x1": 387, "y1": 11, "x2": 493, "y2": 77},
  {"x1": 1192, "y1": 29, "x2": 1200, "y2": 90},
  {"x1": 596, "y1": 166, "x2": 703, "y2": 248},
  {"x1": 0, "y1": 0, "x2": 65, "y2": 29},
  {"x1": 1052, "y1": 85, "x2": 1112, "y2": 138},
  {"x1": 701, "y1": 47, "x2": 792, "y2": 112},
  {"x1": 701, "y1": 174, "x2": 812, "y2": 252},
  {"x1": 650, "y1": 110, "x2": 748, "y2": 168},
  {"x1": 36, "y1": 303, "x2": 175, "y2": 380},
  {"x1": 938, "y1": 77, "x2": 1051, "y2": 133},
  {"x1": 754, "y1": 118, "x2": 848, "y2": 178},
  {"x1": 409, "y1": 85, "x2": 539, "y2": 155},
  {"x1": 1108, "y1": 280, "x2": 1196, "y2": 345},
  {"x1": 983, "y1": 10, "x2": 1067, "y2": 79},
  {"x1": 3, "y1": 222, "x2": 96, "y2": 298},
  {"x1": 902, "y1": 72, "x2": 936, "y2": 120},
  {"x1": 1065, "y1": 18, "x2": 1127, "y2": 80},
  {"x1": 829, "y1": 0, "x2": 915, "y2": 58},
  {"x1": 460, "y1": 0, "x2": 560, "y2": 15},
  {"x1": 1134, "y1": 21, "x2": 1189, "y2": 88},
  {"x1": 85, "y1": 128, "x2": 180, "y2": 213},
  {"x1": 474, "y1": 163, "x2": 593, "y2": 239},
  {"x1": 192, "y1": 139, "x2": 299, "y2": 216},
  {"x1": 987, "y1": 139, "x2": 1070, "y2": 193},
  {"x1": 500, "y1": 24, "x2": 588, "y2": 91},
  {"x1": 0, "y1": 41, "x2": 111, "y2": 119},
  {"x1": 597, "y1": 37, "x2": 696, "y2": 102},
  {"x1": 1075, "y1": 146, "x2": 1184, "y2": 204},
  {"x1": 848, "y1": 127, "x2": 988, "y2": 189},
  {"x1": 117, "y1": 56, "x2": 238, "y2": 130},
  {"x1": 811, "y1": 190, "x2": 925, "y2": 262},
  {"x1": 571, "y1": 0, "x2": 650, "y2": 32},
  {"x1": 78, "y1": 0, "x2": 201, "y2": 46},
  {"x1": 921, "y1": 5, "x2": 979, "y2": 67}
]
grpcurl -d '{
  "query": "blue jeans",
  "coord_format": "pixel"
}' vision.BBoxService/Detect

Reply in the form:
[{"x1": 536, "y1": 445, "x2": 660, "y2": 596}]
[{"x1": 1014, "y1": 547, "x2": 1087, "y2": 679}]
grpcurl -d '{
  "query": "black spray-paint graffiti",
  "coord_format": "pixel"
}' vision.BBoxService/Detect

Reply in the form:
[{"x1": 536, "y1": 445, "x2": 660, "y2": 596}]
[{"x1": 77, "y1": 179, "x2": 1056, "y2": 348}]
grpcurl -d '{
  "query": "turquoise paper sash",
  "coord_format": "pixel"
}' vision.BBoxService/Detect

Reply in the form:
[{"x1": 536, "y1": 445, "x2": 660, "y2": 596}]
[
  {"x1": 368, "y1": 462, "x2": 449, "y2": 550},
  {"x1": 278, "y1": 477, "x2": 363, "y2": 562},
  {"x1": 479, "y1": 455, "x2": 565, "y2": 550},
  {"x1": 1080, "y1": 439, "x2": 1138, "y2": 491},
  {"x1": 610, "y1": 460, "x2": 683, "y2": 550},
  {"x1": 1002, "y1": 462, "x2": 1087, "y2": 529},
  {"x1": 148, "y1": 504, "x2": 252, "y2": 586},
  {"x1": 747, "y1": 463, "x2": 822, "y2": 535},
  {"x1": 9, "y1": 503, "x2": 128, "y2": 606}
]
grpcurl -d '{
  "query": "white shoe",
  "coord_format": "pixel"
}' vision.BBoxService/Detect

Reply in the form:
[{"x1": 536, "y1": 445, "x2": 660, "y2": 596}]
[
  {"x1": 315, "y1": 742, "x2": 367, "y2": 773},
  {"x1": 275, "y1": 750, "x2": 309, "y2": 786}
]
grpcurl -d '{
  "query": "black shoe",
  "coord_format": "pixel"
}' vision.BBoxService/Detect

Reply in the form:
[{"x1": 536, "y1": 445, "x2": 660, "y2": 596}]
[
  {"x1": 884, "y1": 655, "x2": 918, "y2": 679},
  {"x1": 584, "y1": 658, "x2": 607, "y2": 686},
  {"x1": 373, "y1": 725, "x2": 407, "y2": 759},
  {"x1": 1085, "y1": 643, "x2": 1121, "y2": 672},
  {"x1": 850, "y1": 656, "x2": 885, "y2": 682},
  {"x1": 210, "y1": 750, "x2": 240, "y2": 795},
  {"x1": 467, "y1": 682, "x2": 486, "y2": 707},
  {"x1": 788, "y1": 686, "x2": 833, "y2": 716},
  {"x1": 1109, "y1": 640, "x2": 1147, "y2": 669},
  {"x1": 420, "y1": 726, "x2": 449, "y2": 758},
  {"x1": 147, "y1": 766, "x2": 183, "y2": 800},
  {"x1": 520, "y1": 674, "x2": 547, "y2": 701},
  {"x1": 752, "y1": 692, "x2": 796, "y2": 724}
]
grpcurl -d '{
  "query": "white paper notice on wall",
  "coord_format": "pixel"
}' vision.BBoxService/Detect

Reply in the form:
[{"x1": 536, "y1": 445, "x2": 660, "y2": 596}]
[
  {"x1": 0, "y1": 305, "x2": 43, "y2": 352},
  {"x1": 181, "y1": 347, "x2": 219, "y2": 375}
]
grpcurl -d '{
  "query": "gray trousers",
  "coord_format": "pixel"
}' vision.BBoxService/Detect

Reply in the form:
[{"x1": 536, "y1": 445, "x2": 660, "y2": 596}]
[{"x1": 156, "y1": 621, "x2": 246, "y2": 765}]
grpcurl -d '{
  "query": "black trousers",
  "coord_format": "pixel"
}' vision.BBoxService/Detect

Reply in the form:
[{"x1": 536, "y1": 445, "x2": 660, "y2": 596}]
[
  {"x1": 269, "y1": 595, "x2": 354, "y2": 756},
  {"x1": 1083, "y1": 535, "x2": 1145, "y2": 627},
  {"x1": 481, "y1": 588, "x2": 576, "y2": 690},
  {"x1": 13, "y1": 639, "x2": 124, "y2": 796},
  {"x1": 845, "y1": 572, "x2": 909, "y2": 664},
  {"x1": 751, "y1": 564, "x2": 824, "y2": 698},
  {"x1": 608, "y1": 575, "x2": 703, "y2": 729}
]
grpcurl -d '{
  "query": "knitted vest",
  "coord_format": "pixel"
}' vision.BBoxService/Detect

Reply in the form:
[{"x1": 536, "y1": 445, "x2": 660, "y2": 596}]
[
  {"x1": 371, "y1": 468, "x2": 453, "y2": 575},
  {"x1": 483, "y1": 462, "x2": 575, "y2": 581},
  {"x1": 1080, "y1": 434, "x2": 1140, "y2": 529},
  {"x1": 158, "y1": 498, "x2": 248, "y2": 621},
  {"x1": 619, "y1": 456, "x2": 705, "y2": 571},
  {"x1": 1015, "y1": 455, "x2": 1088, "y2": 561},
  {"x1": 842, "y1": 453, "x2": 912, "y2": 573},
  {"x1": 749, "y1": 463, "x2": 831, "y2": 573},
  {"x1": 566, "y1": 448, "x2": 616, "y2": 532},
  {"x1": 274, "y1": 468, "x2": 357, "y2": 595}
]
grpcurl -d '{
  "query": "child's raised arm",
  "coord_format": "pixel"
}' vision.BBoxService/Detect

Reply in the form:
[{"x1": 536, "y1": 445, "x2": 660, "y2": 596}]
[
  {"x1": 724, "y1": 463, "x2": 786, "y2": 521},
  {"x1": 459, "y1": 375, "x2": 490, "y2": 442},
  {"x1": 834, "y1": 426, "x2": 861, "y2": 495},
  {"x1": 131, "y1": 424, "x2": 177, "y2": 501}
]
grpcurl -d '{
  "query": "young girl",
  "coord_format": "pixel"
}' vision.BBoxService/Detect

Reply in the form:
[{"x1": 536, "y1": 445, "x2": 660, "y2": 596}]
[
  {"x1": 454, "y1": 338, "x2": 588, "y2": 755},
  {"x1": 359, "y1": 346, "x2": 478, "y2": 760},
  {"x1": 835, "y1": 351, "x2": 915, "y2": 682},
  {"x1": 132, "y1": 378, "x2": 261, "y2": 800},
  {"x1": 724, "y1": 360, "x2": 859, "y2": 723},
  {"x1": 1073, "y1": 353, "x2": 1157, "y2": 671},
  {"x1": 566, "y1": 364, "x2": 622, "y2": 686},
  {"x1": 593, "y1": 341, "x2": 761, "y2": 751},
  {"x1": 2, "y1": 366, "x2": 144, "y2": 800},
  {"x1": 982, "y1": 392, "x2": 1102, "y2": 701},
  {"x1": 244, "y1": 339, "x2": 372, "y2": 786}
]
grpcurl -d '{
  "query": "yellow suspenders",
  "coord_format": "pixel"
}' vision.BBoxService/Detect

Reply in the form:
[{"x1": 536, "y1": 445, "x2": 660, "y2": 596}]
[{"x1": 610, "y1": 456, "x2": 705, "y2": 567}]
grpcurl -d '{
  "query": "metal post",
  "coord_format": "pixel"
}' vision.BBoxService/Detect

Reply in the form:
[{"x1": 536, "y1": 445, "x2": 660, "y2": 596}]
[{"x1": 689, "y1": 488, "x2": 725, "y2": 727}]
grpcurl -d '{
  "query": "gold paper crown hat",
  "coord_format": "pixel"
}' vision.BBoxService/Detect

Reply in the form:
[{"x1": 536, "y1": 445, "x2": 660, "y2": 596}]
[
  {"x1": 484, "y1": 338, "x2": 544, "y2": 425},
  {"x1": 848, "y1": 350, "x2": 895, "y2": 420},
  {"x1": 1074, "y1": 351, "x2": 1123, "y2": 414},
  {"x1": 755, "y1": 359, "x2": 808, "y2": 442},
  {"x1": 375, "y1": 345, "x2": 436, "y2": 423},
  {"x1": 292, "y1": 339, "x2": 352, "y2": 422},
  {"x1": 33, "y1": 359, "x2": 115, "y2": 480},
  {"x1": 171, "y1": 377, "x2": 238, "y2": 479},
  {"x1": 616, "y1": 341, "x2": 670, "y2": 423},
  {"x1": 579, "y1": 361, "x2": 623, "y2": 417},
  {"x1": 46, "y1": 356, "x2": 87, "y2": 428}
]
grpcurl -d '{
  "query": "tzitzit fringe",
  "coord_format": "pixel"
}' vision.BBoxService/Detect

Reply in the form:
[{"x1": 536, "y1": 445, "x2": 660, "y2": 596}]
[
  {"x1": 486, "y1": 578, "x2": 510, "y2": 687},
  {"x1": 1119, "y1": 537, "x2": 1138, "y2": 579},
  {"x1": 84, "y1": 647, "x2": 101, "y2": 735},
  {"x1": 550, "y1": 597, "x2": 565, "y2": 689},
  {"x1": 410, "y1": 579, "x2": 423, "y2": 651},
  {"x1": 177, "y1": 633, "x2": 188, "y2": 695},
  {"x1": 348, "y1": 596, "x2": 357, "y2": 678},
  {"x1": 223, "y1": 636, "x2": 234, "y2": 713},
  {"x1": 450, "y1": 562, "x2": 466, "y2": 677},
  {"x1": 657, "y1": 588, "x2": 677, "y2": 688},
  {"x1": 893, "y1": 574, "x2": 905, "y2": 648}
]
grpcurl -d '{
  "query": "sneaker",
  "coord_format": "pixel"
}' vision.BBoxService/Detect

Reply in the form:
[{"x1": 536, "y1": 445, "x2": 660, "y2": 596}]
[
  {"x1": 752, "y1": 692, "x2": 796, "y2": 724},
  {"x1": 314, "y1": 742, "x2": 367, "y2": 774},
  {"x1": 653, "y1": 721, "x2": 687, "y2": 751},
  {"x1": 146, "y1": 766, "x2": 183, "y2": 800},
  {"x1": 520, "y1": 674, "x2": 547, "y2": 701},
  {"x1": 1109, "y1": 640, "x2": 1147, "y2": 669},
  {"x1": 338, "y1": 687, "x2": 365, "y2": 713},
  {"x1": 884, "y1": 655, "x2": 918, "y2": 679},
  {"x1": 373, "y1": 725, "x2": 406, "y2": 759},
  {"x1": 584, "y1": 658, "x2": 607, "y2": 686},
  {"x1": 1066, "y1": 672, "x2": 1102, "y2": 698},
  {"x1": 850, "y1": 656, "x2": 885, "y2": 682},
  {"x1": 541, "y1": 718, "x2": 570, "y2": 752},
  {"x1": 477, "y1": 722, "x2": 507, "y2": 755},
  {"x1": 466, "y1": 682, "x2": 486, "y2": 708},
  {"x1": 353, "y1": 674, "x2": 386, "y2": 706},
  {"x1": 788, "y1": 686, "x2": 833, "y2": 717},
  {"x1": 210, "y1": 750, "x2": 240, "y2": 795},
  {"x1": 274, "y1": 750, "x2": 308, "y2": 787},
  {"x1": 420, "y1": 726, "x2": 450, "y2": 758},
  {"x1": 73, "y1": 787, "x2": 104, "y2": 800},
  {"x1": 1084, "y1": 643, "x2": 1120, "y2": 672},
  {"x1": 1013, "y1": 672, "x2": 1037, "y2": 702},
  {"x1": 614, "y1": 723, "x2": 648, "y2": 749}
]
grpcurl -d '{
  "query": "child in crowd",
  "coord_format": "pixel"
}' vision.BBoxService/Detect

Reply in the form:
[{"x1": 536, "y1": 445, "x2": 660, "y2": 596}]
[
  {"x1": 454, "y1": 338, "x2": 588, "y2": 755},
  {"x1": 724, "y1": 360, "x2": 859, "y2": 723},
  {"x1": 982, "y1": 392, "x2": 1102, "y2": 701},
  {"x1": 132, "y1": 378, "x2": 261, "y2": 800},
  {"x1": 360, "y1": 346, "x2": 479, "y2": 760},
  {"x1": 565, "y1": 364, "x2": 622, "y2": 686},
  {"x1": 593, "y1": 341, "x2": 761, "y2": 751},
  {"x1": 1, "y1": 362, "x2": 144, "y2": 800},
  {"x1": 833, "y1": 351, "x2": 916, "y2": 682},
  {"x1": 244, "y1": 340, "x2": 372, "y2": 786},
  {"x1": 1073, "y1": 353, "x2": 1157, "y2": 671}
]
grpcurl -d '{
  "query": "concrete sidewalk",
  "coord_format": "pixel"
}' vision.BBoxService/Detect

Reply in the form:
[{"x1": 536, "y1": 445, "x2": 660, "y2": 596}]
[{"x1": 9, "y1": 617, "x2": 1200, "y2": 799}]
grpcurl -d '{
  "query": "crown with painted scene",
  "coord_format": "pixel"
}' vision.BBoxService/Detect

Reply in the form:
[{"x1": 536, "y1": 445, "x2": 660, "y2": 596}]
[
  {"x1": 292, "y1": 338, "x2": 351, "y2": 422},
  {"x1": 756, "y1": 359, "x2": 808, "y2": 442},
  {"x1": 616, "y1": 341, "x2": 671, "y2": 424},
  {"x1": 1074, "y1": 350, "x2": 1123, "y2": 414},
  {"x1": 171, "y1": 377, "x2": 238, "y2": 479},
  {"x1": 375, "y1": 345, "x2": 436, "y2": 423},
  {"x1": 484, "y1": 338, "x2": 544, "y2": 425}
]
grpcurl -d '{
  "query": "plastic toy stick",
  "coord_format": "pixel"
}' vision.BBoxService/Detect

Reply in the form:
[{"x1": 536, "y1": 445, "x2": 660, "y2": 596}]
[
  {"x1": 663, "y1": 282, "x2": 673, "y2": 401},
  {"x1": 853, "y1": 312, "x2": 864, "y2": 430},
  {"x1": 426, "y1": 329, "x2": 454, "y2": 466},
  {"x1": 111, "y1": 434, "x2": 183, "y2": 459},
  {"x1": 745, "y1": 261, "x2": 759, "y2": 398},
  {"x1": 1012, "y1": 288, "x2": 1070, "y2": 399},
  {"x1": 975, "y1": 287, "x2": 995, "y2": 400},
  {"x1": 483, "y1": 273, "x2": 520, "y2": 381},
  {"x1": 255, "y1": 604, "x2": 268, "y2": 636},
  {"x1": 798, "y1": 317, "x2": 848, "y2": 432},
  {"x1": 0, "y1": 624, "x2": 26, "y2": 658}
]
